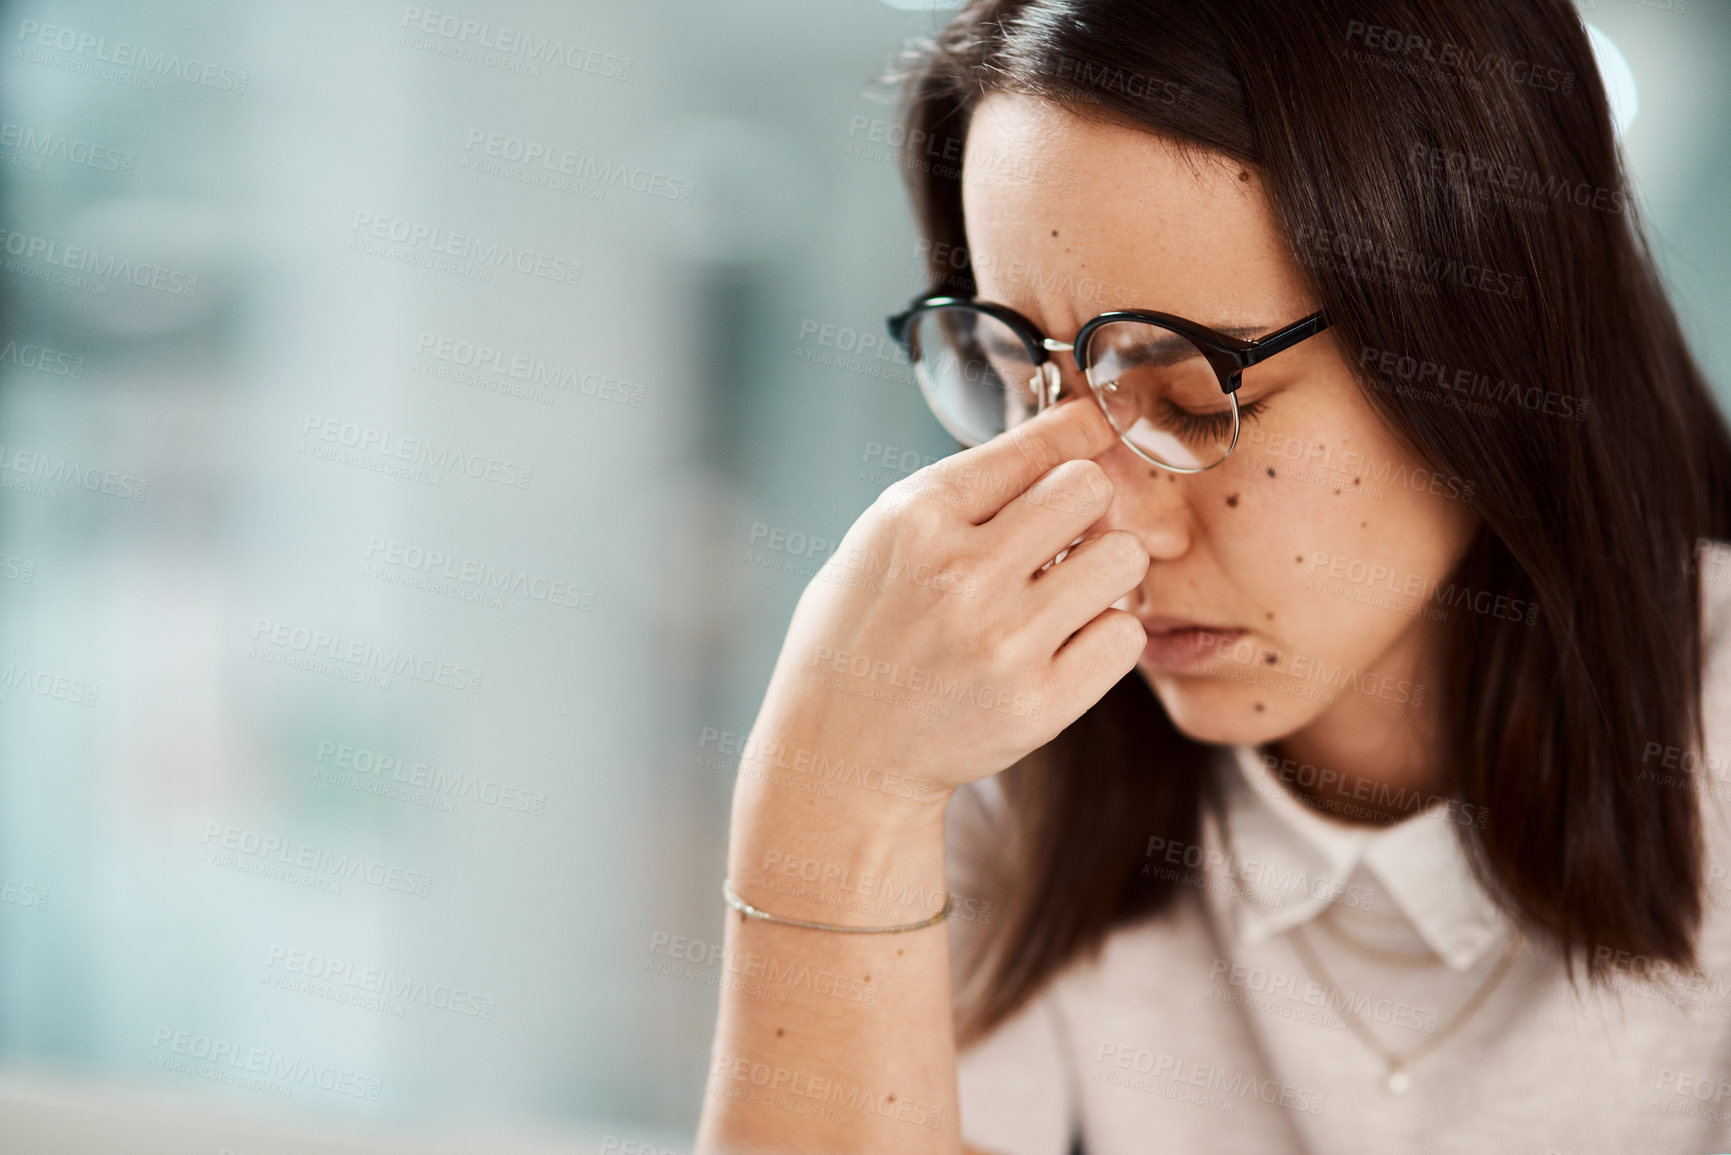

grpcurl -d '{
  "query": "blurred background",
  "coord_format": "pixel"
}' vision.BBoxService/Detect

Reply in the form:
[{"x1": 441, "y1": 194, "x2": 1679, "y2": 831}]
[{"x1": 0, "y1": 0, "x2": 1724, "y2": 1151}]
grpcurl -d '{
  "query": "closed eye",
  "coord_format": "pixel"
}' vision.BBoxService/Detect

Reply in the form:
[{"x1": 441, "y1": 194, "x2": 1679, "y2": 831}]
[{"x1": 1159, "y1": 396, "x2": 1267, "y2": 443}]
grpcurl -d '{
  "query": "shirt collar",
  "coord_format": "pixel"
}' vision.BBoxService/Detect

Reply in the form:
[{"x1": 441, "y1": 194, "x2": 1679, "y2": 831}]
[{"x1": 1206, "y1": 743, "x2": 1509, "y2": 972}]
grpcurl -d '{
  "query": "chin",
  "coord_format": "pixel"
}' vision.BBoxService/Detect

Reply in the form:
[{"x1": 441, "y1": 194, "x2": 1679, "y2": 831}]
[{"x1": 1136, "y1": 665, "x2": 1317, "y2": 748}]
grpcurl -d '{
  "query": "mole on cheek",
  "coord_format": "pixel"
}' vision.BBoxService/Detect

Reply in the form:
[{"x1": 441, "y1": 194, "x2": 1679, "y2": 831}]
[
  {"x1": 1266, "y1": 467, "x2": 1276, "y2": 478},
  {"x1": 1262, "y1": 651, "x2": 1278, "y2": 665},
  {"x1": 1226, "y1": 494, "x2": 1239, "y2": 508},
  {"x1": 1254, "y1": 702, "x2": 1265, "y2": 712}
]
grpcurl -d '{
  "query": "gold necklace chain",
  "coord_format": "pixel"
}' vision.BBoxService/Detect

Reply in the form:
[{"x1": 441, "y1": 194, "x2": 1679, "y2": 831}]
[{"x1": 1288, "y1": 921, "x2": 1525, "y2": 1095}]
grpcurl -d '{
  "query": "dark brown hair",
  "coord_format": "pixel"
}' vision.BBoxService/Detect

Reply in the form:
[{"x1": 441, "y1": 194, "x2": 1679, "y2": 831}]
[{"x1": 890, "y1": 0, "x2": 1731, "y2": 1050}]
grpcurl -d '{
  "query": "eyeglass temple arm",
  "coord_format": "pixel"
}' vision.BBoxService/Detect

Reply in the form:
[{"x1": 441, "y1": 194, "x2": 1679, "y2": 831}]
[{"x1": 1236, "y1": 312, "x2": 1330, "y2": 369}]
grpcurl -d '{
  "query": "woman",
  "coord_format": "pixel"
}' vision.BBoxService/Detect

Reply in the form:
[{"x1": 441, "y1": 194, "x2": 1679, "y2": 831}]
[{"x1": 697, "y1": 1, "x2": 1731, "y2": 1152}]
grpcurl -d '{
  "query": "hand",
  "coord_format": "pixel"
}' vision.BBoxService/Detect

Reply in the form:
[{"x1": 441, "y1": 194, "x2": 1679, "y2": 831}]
[{"x1": 747, "y1": 397, "x2": 1149, "y2": 818}]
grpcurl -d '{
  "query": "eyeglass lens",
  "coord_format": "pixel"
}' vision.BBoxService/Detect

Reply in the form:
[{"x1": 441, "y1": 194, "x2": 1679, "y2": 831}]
[{"x1": 906, "y1": 304, "x2": 1238, "y2": 471}]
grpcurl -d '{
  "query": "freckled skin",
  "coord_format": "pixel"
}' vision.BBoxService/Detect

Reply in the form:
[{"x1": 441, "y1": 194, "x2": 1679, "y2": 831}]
[{"x1": 963, "y1": 93, "x2": 1480, "y2": 802}]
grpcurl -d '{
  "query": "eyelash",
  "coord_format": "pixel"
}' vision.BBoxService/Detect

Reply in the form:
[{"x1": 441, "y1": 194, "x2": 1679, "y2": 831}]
[{"x1": 1160, "y1": 396, "x2": 1267, "y2": 441}]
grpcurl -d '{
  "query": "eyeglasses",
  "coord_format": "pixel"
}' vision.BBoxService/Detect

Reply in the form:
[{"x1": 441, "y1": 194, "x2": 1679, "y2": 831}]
[{"x1": 886, "y1": 294, "x2": 1330, "y2": 473}]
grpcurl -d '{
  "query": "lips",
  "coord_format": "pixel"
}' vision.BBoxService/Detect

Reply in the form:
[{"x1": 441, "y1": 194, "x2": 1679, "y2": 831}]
[{"x1": 1137, "y1": 617, "x2": 1246, "y2": 672}]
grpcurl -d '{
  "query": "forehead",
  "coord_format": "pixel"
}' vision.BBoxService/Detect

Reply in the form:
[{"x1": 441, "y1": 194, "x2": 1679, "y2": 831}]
[{"x1": 959, "y1": 91, "x2": 1311, "y2": 328}]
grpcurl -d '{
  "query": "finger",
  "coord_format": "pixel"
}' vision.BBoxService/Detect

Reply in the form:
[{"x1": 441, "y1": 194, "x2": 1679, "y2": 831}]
[
  {"x1": 912, "y1": 395, "x2": 1122, "y2": 525},
  {"x1": 1044, "y1": 608, "x2": 1146, "y2": 715},
  {"x1": 981, "y1": 457, "x2": 1115, "y2": 576},
  {"x1": 1026, "y1": 530, "x2": 1149, "y2": 652}
]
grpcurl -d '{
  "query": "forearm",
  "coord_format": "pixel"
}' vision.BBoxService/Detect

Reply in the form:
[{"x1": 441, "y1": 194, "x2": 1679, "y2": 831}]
[{"x1": 695, "y1": 772, "x2": 962, "y2": 1155}]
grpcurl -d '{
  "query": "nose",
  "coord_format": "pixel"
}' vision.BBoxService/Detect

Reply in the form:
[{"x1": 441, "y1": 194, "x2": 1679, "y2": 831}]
[{"x1": 1090, "y1": 426, "x2": 1194, "y2": 568}]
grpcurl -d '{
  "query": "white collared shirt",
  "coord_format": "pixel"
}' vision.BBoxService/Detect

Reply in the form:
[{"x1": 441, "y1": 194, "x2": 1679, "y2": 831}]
[
  {"x1": 945, "y1": 544, "x2": 1731, "y2": 1155},
  {"x1": 1217, "y1": 742, "x2": 1508, "y2": 973}
]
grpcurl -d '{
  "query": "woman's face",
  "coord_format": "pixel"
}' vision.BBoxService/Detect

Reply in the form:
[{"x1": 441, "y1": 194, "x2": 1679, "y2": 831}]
[{"x1": 961, "y1": 92, "x2": 1480, "y2": 756}]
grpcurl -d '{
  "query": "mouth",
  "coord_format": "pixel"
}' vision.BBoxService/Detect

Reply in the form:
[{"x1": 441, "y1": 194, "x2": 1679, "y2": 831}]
[{"x1": 1137, "y1": 616, "x2": 1246, "y2": 672}]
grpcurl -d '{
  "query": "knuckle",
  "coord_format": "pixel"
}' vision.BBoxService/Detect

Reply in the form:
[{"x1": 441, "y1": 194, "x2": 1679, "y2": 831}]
[
  {"x1": 1104, "y1": 530, "x2": 1149, "y2": 571},
  {"x1": 1006, "y1": 423, "x2": 1063, "y2": 478},
  {"x1": 898, "y1": 495, "x2": 955, "y2": 545},
  {"x1": 1065, "y1": 458, "x2": 1112, "y2": 506},
  {"x1": 1031, "y1": 459, "x2": 1108, "y2": 515},
  {"x1": 877, "y1": 484, "x2": 950, "y2": 536},
  {"x1": 1109, "y1": 608, "x2": 1147, "y2": 649}
]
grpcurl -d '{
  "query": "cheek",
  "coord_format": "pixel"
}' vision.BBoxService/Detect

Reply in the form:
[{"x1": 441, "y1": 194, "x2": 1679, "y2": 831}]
[{"x1": 1206, "y1": 429, "x2": 1472, "y2": 652}]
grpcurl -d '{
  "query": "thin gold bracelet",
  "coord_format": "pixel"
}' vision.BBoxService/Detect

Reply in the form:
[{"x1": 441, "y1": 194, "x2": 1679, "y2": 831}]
[{"x1": 722, "y1": 878, "x2": 953, "y2": 933}]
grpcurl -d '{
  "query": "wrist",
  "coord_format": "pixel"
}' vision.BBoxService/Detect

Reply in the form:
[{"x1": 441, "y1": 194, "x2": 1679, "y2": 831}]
[{"x1": 728, "y1": 780, "x2": 952, "y2": 930}]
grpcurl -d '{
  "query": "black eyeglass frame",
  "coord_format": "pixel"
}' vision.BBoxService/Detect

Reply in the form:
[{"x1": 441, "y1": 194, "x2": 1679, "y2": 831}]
[{"x1": 886, "y1": 294, "x2": 1331, "y2": 473}]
